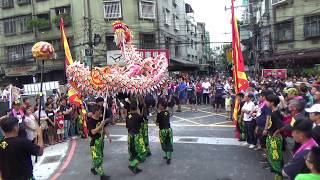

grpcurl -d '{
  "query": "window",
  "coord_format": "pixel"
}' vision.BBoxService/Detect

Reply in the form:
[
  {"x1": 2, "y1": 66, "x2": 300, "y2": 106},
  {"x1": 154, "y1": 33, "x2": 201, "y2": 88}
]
[
  {"x1": 55, "y1": 6, "x2": 71, "y2": 15},
  {"x1": 276, "y1": 20, "x2": 293, "y2": 42},
  {"x1": 106, "y1": 36, "x2": 118, "y2": 51},
  {"x1": 103, "y1": 0, "x2": 122, "y2": 20},
  {"x1": 165, "y1": 37, "x2": 171, "y2": 50},
  {"x1": 304, "y1": 15, "x2": 320, "y2": 38},
  {"x1": 163, "y1": 8, "x2": 170, "y2": 26},
  {"x1": 17, "y1": 0, "x2": 31, "y2": 5},
  {"x1": 175, "y1": 41, "x2": 180, "y2": 57},
  {"x1": 173, "y1": 15, "x2": 179, "y2": 30},
  {"x1": 140, "y1": 33, "x2": 156, "y2": 49},
  {"x1": 139, "y1": 0, "x2": 156, "y2": 19},
  {"x1": 3, "y1": 18, "x2": 16, "y2": 36},
  {"x1": 5, "y1": 43, "x2": 33, "y2": 62},
  {"x1": 1, "y1": 0, "x2": 14, "y2": 8},
  {"x1": 17, "y1": 15, "x2": 32, "y2": 33}
]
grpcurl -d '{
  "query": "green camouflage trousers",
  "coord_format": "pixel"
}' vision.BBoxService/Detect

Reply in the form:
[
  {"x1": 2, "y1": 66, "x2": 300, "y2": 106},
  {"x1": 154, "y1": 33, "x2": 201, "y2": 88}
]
[
  {"x1": 266, "y1": 135, "x2": 283, "y2": 177},
  {"x1": 140, "y1": 121, "x2": 151, "y2": 155},
  {"x1": 238, "y1": 118, "x2": 246, "y2": 141},
  {"x1": 159, "y1": 128, "x2": 173, "y2": 159},
  {"x1": 90, "y1": 138, "x2": 105, "y2": 176},
  {"x1": 128, "y1": 133, "x2": 146, "y2": 169}
]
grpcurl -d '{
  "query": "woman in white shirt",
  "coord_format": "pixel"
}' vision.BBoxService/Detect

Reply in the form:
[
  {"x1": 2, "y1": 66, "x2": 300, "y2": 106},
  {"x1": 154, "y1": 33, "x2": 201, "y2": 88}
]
[
  {"x1": 24, "y1": 107, "x2": 39, "y2": 142},
  {"x1": 241, "y1": 94, "x2": 256, "y2": 148}
]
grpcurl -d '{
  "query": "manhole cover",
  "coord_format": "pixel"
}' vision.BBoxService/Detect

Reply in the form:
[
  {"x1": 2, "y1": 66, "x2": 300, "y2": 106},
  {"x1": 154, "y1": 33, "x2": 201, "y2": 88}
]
[
  {"x1": 41, "y1": 155, "x2": 62, "y2": 164},
  {"x1": 179, "y1": 138, "x2": 198, "y2": 142}
]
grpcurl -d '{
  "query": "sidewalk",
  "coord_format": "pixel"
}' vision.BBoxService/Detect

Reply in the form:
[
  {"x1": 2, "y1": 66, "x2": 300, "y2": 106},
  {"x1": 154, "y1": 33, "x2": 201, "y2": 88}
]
[{"x1": 33, "y1": 141, "x2": 70, "y2": 180}]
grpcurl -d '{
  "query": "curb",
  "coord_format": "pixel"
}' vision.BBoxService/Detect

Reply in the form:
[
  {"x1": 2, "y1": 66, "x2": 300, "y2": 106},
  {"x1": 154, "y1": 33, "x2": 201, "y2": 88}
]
[{"x1": 50, "y1": 139, "x2": 77, "y2": 180}]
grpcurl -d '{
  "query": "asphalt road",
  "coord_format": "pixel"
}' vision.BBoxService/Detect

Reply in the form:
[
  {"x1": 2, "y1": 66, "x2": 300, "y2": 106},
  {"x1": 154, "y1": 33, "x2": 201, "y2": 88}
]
[{"x1": 57, "y1": 105, "x2": 273, "y2": 180}]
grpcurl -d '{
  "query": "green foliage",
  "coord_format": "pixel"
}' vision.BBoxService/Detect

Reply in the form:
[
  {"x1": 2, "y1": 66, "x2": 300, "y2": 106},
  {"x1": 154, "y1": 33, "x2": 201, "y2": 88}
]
[
  {"x1": 27, "y1": 18, "x2": 50, "y2": 30},
  {"x1": 52, "y1": 14, "x2": 72, "y2": 26},
  {"x1": 220, "y1": 43, "x2": 232, "y2": 67}
]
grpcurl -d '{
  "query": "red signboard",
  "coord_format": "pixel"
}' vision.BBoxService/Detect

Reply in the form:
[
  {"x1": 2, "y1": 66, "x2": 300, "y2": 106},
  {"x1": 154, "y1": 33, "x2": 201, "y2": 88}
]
[
  {"x1": 262, "y1": 69, "x2": 287, "y2": 79},
  {"x1": 136, "y1": 49, "x2": 170, "y2": 62}
]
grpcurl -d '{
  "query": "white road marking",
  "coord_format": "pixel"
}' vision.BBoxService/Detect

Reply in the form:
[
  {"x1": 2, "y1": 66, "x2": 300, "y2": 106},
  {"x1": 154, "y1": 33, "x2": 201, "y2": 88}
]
[
  {"x1": 33, "y1": 141, "x2": 70, "y2": 180},
  {"x1": 110, "y1": 135, "x2": 241, "y2": 146}
]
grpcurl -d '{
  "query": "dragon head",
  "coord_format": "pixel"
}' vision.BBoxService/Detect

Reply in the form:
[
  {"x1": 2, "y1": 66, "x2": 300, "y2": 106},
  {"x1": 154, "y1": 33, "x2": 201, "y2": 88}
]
[{"x1": 112, "y1": 21, "x2": 133, "y2": 47}]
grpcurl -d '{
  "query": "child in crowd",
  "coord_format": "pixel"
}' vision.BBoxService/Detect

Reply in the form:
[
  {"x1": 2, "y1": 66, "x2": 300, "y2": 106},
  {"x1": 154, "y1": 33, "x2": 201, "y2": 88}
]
[
  {"x1": 55, "y1": 110, "x2": 65, "y2": 143},
  {"x1": 156, "y1": 99, "x2": 173, "y2": 165},
  {"x1": 225, "y1": 93, "x2": 232, "y2": 120}
]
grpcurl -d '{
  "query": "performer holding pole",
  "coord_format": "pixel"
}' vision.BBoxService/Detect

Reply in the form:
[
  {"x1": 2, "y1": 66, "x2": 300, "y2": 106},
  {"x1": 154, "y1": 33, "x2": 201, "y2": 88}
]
[
  {"x1": 126, "y1": 101, "x2": 145, "y2": 174},
  {"x1": 156, "y1": 99, "x2": 173, "y2": 165},
  {"x1": 87, "y1": 104, "x2": 112, "y2": 180}
]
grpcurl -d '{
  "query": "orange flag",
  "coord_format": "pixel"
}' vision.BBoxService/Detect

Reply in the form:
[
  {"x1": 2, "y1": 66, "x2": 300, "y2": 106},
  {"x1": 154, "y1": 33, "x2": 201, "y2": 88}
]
[
  {"x1": 231, "y1": 0, "x2": 249, "y2": 123},
  {"x1": 60, "y1": 17, "x2": 73, "y2": 66}
]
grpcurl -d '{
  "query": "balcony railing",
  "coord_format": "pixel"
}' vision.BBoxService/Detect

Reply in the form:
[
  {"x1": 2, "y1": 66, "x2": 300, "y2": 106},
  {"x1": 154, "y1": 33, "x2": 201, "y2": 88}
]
[{"x1": 17, "y1": 0, "x2": 31, "y2": 5}]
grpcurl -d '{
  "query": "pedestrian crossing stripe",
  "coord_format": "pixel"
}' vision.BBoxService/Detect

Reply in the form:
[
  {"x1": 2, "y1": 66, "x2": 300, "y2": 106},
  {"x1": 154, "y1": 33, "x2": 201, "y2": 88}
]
[{"x1": 109, "y1": 135, "x2": 242, "y2": 146}]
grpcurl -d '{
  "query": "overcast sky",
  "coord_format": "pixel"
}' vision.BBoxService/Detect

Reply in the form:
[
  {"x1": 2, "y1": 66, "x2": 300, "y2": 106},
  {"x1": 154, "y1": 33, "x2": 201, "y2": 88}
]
[{"x1": 185, "y1": 0, "x2": 243, "y2": 48}]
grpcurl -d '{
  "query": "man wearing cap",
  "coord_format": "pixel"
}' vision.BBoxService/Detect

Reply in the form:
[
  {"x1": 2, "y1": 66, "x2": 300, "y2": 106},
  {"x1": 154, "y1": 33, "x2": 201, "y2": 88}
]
[
  {"x1": 305, "y1": 104, "x2": 320, "y2": 145},
  {"x1": 0, "y1": 116, "x2": 44, "y2": 179},
  {"x1": 282, "y1": 117, "x2": 318, "y2": 179}
]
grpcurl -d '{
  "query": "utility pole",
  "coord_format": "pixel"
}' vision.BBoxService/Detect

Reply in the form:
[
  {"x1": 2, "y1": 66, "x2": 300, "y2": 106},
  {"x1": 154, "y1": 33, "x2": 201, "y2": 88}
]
[{"x1": 86, "y1": 0, "x2": 93, "y2": 69}]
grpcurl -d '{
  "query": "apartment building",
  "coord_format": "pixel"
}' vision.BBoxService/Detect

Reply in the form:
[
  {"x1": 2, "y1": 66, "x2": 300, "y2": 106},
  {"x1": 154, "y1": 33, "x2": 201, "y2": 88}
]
[
  {"x1": 0, "y1": 0, "x2": 211, "y2": 86},
  {"x1": 0, "y1": 0, "x2": 84, "y2": 86}
]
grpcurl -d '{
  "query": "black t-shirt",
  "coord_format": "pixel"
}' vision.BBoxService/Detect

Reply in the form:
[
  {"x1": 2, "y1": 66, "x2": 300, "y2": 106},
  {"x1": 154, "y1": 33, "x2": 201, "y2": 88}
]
[
  {"x1": 312, "y1": 125, "x2": 320, "y2": 145},
  {"x1": 60, "y1": 104, "x2": 71, "y2": 120},
  {"x1": 45, "y1": 109, "x2": 55, "y2": 127},
  {"x1": 187, "y1": 85, "x2": 195, "y2": 98},
  {"x1": 156, "y1": 110, "x2": 171, "y2": 130},
  {"x1": 267, "y1": 110, "x2": 284, "y2": 135},
  {"x1": 126, "y1": 112, "x2": 143, "y2": 135},
  {"x1": 87, "y1": 117, "x2": 104, "y2": 146},
  {"x1": 215, "y1": 83, "x2": 224, "y2": 97},
  {"x1": 0, "y1": 137, "x2": 40, "y2": 180}
]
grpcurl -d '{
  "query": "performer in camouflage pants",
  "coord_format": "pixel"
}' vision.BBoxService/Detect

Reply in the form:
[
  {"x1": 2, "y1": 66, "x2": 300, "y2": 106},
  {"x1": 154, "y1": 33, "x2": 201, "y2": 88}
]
[
  {"x1": 87, "y1": 105, "x2": 112, "y2": 180},
  {"x1": 159, "y1": 128, "x2": 173, "y2": 160},
  {"x1": 126, "y1": 101, "x2": 145, "y2": 174},
  {"x1": 156, "y1": 99, "x2": 173, "y2": 164},
  {"x1": 140, "y1": 119, "x2": 151, "y2": 157}
]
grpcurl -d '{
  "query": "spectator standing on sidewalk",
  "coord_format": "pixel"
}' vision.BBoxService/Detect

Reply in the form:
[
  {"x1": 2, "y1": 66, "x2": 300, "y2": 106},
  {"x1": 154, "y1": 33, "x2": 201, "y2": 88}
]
[
  {"x1": 196, "y1": 80, "x2": 203, "y2": 105},
  {"x1": 202, "y1": 79, "x2": 211, "y2": 105},
  {"x1": 10, "y1": 100, "x2": 27, "y2": 138},
  {"x1": 45, "y1": 102, "x2": 56, "y2": 144},
  {"x1": 241, "y1": 94, "x2": 256, "y2": 149},
  {"x1": 295, "y1": 146, "x2": 320, "y2": 180},
  {"x1": 0, "y1": 117, "x2": 44, "y2": 180},
  {"x1": 59, "y1": 98, "x2": 73, "y2": 140},
  {"x1": 24, "y1": 107, "x2": 39, "y2": 142}
]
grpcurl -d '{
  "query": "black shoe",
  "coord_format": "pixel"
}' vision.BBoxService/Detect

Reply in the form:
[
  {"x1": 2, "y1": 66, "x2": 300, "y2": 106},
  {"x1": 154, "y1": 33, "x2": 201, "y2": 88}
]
[
  {"x1": 167, "y1": 159, "x2": 171, "y2": 165},
  {"x1": 128, "y1": 166, "x2": 138, "y2": 174},
  {"x1": 136, "y1": 168, "x2": 143, "y2": 174},
  {"x1": 163, "y1": 156, "x2": 167, "y2": 160},
  {"x1": 146, "y1": 152, "x2": 152, "y2": 157},
  {"x1": 100, "y1": 175, "x2": 111, "y2": 180},
  {"x1": 91, "y1": 168, "x2": 98, "y2": 175}
]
